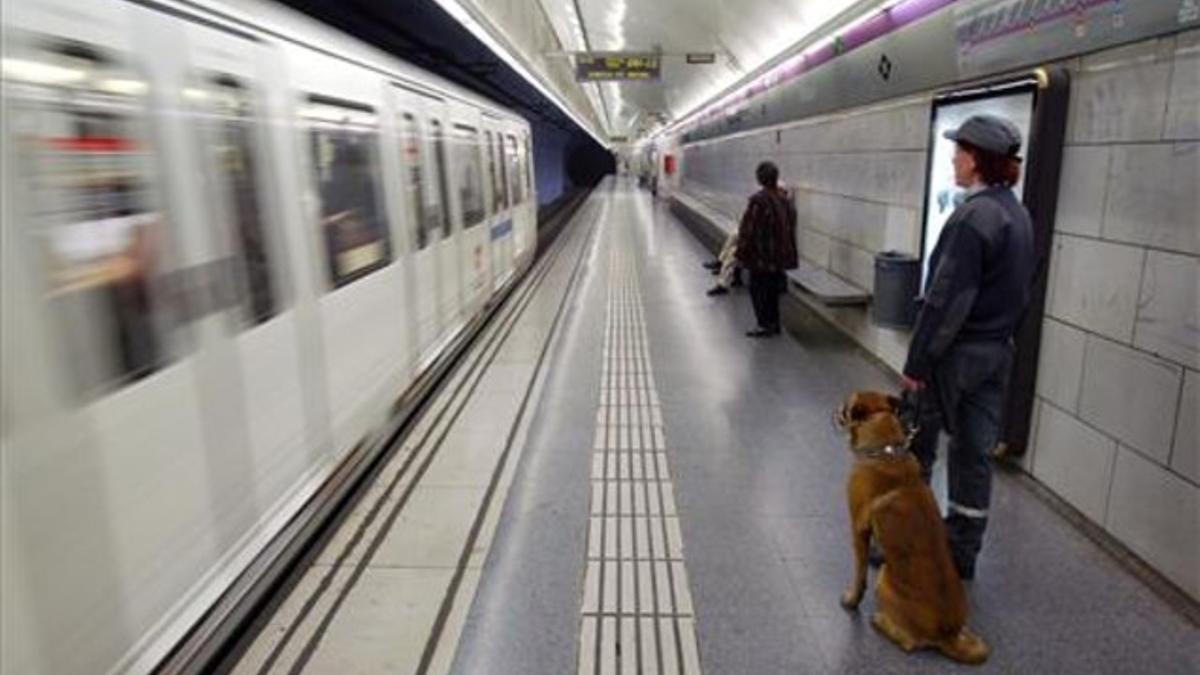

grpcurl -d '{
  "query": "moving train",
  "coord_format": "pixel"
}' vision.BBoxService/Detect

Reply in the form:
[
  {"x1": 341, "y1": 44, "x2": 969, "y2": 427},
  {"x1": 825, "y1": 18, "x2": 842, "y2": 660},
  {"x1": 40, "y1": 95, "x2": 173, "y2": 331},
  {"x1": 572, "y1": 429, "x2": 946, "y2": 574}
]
[{"x1": 1, "y1": 0, "x2": 537, "y2": 671}]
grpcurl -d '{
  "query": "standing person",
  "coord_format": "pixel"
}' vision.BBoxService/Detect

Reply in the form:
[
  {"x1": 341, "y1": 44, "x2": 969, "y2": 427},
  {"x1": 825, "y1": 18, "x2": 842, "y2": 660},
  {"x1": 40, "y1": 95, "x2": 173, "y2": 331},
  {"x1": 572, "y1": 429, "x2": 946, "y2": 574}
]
[
  {"x1": 735, "y1": 161, "x2": 798, "y2": 337},
  {"x1": 903, "y1": 114, "x2": 1035, "y2": 581}
]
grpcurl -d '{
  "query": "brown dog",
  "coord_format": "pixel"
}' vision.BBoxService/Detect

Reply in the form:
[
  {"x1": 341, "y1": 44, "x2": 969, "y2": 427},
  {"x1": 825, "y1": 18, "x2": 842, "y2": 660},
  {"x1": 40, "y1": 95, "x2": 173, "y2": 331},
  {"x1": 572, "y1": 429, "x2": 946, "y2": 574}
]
[{"x1": 834, "y1": 391, "x2": 989, "y2": 665}]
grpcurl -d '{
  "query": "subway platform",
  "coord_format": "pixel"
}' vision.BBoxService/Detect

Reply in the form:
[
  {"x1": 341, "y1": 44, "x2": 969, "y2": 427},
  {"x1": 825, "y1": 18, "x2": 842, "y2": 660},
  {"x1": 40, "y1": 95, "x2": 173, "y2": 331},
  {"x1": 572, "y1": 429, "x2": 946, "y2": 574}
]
[{"x1": 230, "y1": 178, "x2": 1199, "y2": 675}]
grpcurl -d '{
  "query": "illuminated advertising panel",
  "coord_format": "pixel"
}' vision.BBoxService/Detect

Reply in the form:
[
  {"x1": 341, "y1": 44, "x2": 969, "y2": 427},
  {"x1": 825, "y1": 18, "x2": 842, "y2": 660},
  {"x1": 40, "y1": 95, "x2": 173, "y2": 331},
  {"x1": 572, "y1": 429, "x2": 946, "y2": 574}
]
[{"x1": 919, "y1": 79, "x2": 1036, "y2": 290}]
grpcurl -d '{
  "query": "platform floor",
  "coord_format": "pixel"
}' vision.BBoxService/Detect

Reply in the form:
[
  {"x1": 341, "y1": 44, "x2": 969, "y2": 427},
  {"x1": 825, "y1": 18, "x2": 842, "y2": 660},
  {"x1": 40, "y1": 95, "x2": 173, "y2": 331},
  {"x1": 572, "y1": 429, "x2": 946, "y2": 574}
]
[
  {"x1": 236, "y1": 178, "x2": 1199, "y2": 675},
  {"x1": 451, "y1": 179, "x2": 1198, "y2": 675}
]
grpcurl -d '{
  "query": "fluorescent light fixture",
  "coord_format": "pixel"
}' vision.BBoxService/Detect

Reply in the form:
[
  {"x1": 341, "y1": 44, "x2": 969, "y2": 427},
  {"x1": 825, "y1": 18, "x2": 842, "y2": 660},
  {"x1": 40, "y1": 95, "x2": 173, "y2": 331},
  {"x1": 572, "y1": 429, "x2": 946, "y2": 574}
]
[
  {"x1": 2, "y1": 58, "x2": 86, "y2": 85},
  {"x1": 427, "y1": 0, "x2": 609, "y2": 147},
  {"x1": 655, "y1": 0, "x2": 907, "y2": 139}
]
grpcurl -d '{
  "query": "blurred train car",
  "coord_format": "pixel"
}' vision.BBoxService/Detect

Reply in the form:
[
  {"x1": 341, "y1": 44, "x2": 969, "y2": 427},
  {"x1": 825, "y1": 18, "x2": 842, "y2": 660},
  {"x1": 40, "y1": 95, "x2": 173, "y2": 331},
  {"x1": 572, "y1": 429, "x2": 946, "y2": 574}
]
[{"x1": 0, "y1": 0, "x2": 536, "y2": 671}]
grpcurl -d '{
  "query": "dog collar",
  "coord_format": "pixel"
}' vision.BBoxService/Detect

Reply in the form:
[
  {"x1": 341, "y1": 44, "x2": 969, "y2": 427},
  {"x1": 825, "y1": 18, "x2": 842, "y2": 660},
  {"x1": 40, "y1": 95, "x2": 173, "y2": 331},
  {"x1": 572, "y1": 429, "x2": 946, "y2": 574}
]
[{"x1": 857, "y1": 444, "x2": 908, "y2": 459}]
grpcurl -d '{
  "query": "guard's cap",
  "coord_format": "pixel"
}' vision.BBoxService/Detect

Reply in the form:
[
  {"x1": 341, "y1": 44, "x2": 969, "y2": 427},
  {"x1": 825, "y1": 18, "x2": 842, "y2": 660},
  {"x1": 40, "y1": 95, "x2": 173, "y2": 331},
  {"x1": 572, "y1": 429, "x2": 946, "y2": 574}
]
[{"x1": 943, "y1": 114, "x2": 1022, "y2": 157}]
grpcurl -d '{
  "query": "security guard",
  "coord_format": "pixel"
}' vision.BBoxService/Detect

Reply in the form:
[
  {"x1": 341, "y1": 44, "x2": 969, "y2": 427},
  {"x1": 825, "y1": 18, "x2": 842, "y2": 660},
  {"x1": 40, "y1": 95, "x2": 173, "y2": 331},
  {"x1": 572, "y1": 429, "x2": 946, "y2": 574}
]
[{"x1": 903, "y1": 114, "x2": 1035, "y2": 580}]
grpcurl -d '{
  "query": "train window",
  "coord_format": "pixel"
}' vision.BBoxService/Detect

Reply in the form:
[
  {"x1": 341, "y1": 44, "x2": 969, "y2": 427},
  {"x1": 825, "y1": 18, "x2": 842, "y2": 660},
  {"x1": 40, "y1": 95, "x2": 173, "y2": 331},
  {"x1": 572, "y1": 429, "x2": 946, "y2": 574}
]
[
  {"x1": 452, "y1": 124, "x2": 484, "y2": 228},
  {"x1": 300, "y1": 95, "x2": 392, "y2": 288},
  {"x1": 430, "y1": 119, "x2": 452, "y2": 240},
  {"x1": 399, "y1": 112, "x2": 433, "y2": 251},
  {"x1": 505, "y1": 134, "x2": 522, "y2": 205},
  {"x1": 190, "y1": 74, "x2": 278, "y2": 325},
  {"x1": 6, "y1": 39, "x2": 174, "y2": 395},
  {"x1": 495, "y1": 133, "x2": 509, "y2": 210}
]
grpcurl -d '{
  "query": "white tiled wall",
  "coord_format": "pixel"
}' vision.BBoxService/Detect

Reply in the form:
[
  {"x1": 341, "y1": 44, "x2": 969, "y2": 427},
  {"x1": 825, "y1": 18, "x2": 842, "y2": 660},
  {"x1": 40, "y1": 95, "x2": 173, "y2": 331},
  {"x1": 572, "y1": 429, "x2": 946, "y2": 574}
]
[
  {"x1": 678, "y1": 29, "x2": 1200, "y2": 600},
  {"x1": 680, "y1": 95, "x2": 931, "y2": 371},
  {"x1": 1078, "y1": 337, "x2": 1183, "y2": 465},
  {"x1": 1032, "y1": 402, "x2": 1120, "y2": 524},
  {"x1": 1033, "y1": 30, "x2": 1198, "y2": 601},
  {"x1": 1106, "y1": 448, "x2": 1200, "y2": 599}
]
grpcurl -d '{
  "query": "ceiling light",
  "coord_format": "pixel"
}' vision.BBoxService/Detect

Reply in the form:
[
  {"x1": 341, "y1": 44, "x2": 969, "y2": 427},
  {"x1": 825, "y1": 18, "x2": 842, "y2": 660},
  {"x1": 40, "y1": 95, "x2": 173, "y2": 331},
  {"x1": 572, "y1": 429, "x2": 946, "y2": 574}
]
[
  {"x1": 657, "y1": 0, "x2": 913, "y2": 139},
  {"x1": 427, "y1": 0, "x2": 608, "y2": 146}
]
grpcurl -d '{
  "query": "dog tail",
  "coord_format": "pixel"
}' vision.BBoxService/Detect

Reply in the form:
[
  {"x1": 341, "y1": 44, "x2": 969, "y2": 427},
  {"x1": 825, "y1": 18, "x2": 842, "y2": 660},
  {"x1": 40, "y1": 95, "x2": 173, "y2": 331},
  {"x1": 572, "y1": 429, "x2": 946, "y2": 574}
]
[{"x1": 937, "y1": 626, "x2": 990, "y2": 665}]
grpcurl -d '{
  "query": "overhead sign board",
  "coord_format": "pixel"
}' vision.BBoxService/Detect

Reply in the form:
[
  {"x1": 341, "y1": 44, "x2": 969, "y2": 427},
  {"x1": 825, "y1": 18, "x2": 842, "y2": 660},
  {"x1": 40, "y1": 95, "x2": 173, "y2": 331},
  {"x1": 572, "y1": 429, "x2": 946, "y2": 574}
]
[
  {"x1": 575, "y1": 53, "x2": 661, "y2": 81},
  {"x1": 686, "y1": 52, "x2": 716, "y2": 64}
]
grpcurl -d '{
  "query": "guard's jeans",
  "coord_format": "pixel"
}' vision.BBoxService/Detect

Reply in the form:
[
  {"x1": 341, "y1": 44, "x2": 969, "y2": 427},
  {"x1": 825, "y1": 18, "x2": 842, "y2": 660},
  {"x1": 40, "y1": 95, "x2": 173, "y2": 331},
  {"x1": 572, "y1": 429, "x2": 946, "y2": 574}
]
[{"x1": 910, "y1": 340, "x2": 1012, "y2": 575}]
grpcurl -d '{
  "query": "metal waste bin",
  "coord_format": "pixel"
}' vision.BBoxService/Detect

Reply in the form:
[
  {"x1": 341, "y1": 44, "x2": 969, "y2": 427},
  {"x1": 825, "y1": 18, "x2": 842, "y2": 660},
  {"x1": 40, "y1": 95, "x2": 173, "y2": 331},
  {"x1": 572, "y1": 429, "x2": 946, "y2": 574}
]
[{"x1": 873, "y1": 251, "x2": 920, "y2": 329}]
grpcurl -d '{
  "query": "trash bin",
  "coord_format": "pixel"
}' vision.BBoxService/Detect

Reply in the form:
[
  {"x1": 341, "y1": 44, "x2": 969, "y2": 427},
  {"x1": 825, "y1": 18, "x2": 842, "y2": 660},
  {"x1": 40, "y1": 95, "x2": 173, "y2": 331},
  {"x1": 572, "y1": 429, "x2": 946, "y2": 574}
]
[{"x1": 873, "y1": 251, "x2": 920, "y2": 329}]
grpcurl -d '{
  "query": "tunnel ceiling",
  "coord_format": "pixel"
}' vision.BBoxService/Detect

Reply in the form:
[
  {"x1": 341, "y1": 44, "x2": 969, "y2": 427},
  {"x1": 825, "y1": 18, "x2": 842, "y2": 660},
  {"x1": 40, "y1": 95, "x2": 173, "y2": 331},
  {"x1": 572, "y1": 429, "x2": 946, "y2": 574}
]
[
  {"x1": 279, "y1": 0, "x2": 900, "y2": 144},
  {"x1": 539, "y1": 0, "x2": 887, "y2": 138}
]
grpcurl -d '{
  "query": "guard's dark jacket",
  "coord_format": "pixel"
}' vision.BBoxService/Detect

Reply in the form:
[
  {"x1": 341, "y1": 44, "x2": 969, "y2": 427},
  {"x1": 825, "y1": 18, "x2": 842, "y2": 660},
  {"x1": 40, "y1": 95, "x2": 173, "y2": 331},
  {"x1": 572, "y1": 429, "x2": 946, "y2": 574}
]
[
  {"x1": 904, "y1": 186, "x2": 1034, "y2": 381},
  {"x1": 735, "y1": 187, "x2": 799, "y2": 272}
]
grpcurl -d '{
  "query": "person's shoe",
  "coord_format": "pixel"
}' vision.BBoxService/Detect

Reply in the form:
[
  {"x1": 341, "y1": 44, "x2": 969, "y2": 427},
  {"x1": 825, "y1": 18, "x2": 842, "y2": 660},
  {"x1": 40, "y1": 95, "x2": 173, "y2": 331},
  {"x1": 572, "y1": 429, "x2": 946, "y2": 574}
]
[
  {"x1": 745, "y1": 328, "x2": 774, "y2": 338},
  {"x1": 706, "y1": 285, "x2": 728, "y2": 296},
  {"x1": 701, "y1": 260, "x2": 721, "y2": 270}
]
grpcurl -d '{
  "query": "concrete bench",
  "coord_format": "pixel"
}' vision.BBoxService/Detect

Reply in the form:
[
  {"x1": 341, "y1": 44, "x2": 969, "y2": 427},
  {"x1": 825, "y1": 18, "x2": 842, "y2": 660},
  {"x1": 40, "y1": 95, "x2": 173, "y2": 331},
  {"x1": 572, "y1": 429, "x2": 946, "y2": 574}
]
[
  {"x1": 671, "y1": 191, "x2": 871, "y2": 306},
  {"x1": 787, "y1": 261, "x2": 872, "y2": 306}
]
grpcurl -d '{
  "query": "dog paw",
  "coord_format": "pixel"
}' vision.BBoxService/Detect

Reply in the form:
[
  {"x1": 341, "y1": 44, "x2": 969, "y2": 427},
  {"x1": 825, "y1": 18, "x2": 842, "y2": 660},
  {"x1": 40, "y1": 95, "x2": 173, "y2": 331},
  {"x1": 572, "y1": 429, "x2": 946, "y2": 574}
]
[{"x1": 840, "y1": 589, "x2": 863, "y2": 610}]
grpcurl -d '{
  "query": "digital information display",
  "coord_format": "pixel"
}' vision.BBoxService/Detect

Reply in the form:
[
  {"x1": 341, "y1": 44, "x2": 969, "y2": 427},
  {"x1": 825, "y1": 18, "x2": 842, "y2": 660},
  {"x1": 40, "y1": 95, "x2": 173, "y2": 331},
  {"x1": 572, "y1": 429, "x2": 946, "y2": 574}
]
[
  {"x1": 920, "y1": 84, "x2": 1035, "y2": 290},
  {"x1": 575, "y1": 54, "x2": 661, "y2": 82}
]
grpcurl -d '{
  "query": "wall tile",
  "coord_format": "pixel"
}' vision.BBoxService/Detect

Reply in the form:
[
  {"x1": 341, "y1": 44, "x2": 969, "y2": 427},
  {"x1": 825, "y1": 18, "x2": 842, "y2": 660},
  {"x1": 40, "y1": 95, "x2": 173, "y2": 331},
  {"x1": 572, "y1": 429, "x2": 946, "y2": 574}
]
[
  {"x1": 1036, "y1": 319, "x2": 1087, "y2": 413},
  {"x1": 1106, "y1": 446, "x2": 1200, "y2": 599},
  {"x1": 1054, "y1": 145, "x2": 1109, "y2": 238},
  {"x1": 1135, "y1": 251, "x2": 1199, "y2": 370},
  {"x1": 1071, "y1": 51, "x2": 1171, "y2": 143},
  {"x1": 1165, "y1": 30, "x2": 1200, "y2": 141},
  {"x1": 1048, "y1": 235, "x2": 1143, "y2": 343},
  {"x1": 1033, "y1": 403, "x2": 1119, "y2": 523},
  {"x1": 801, "y1": 228, "x2": 832, "y2": 268},
  {"x1": 884, "y1": 206, "x2": 919, "y2": 255},
  {"x1": 1080, "y1": 337, "x2": 1183, "y2": 464},
  {"x1": 1103, "y1": 143, "x2": 1199, "y2": 255},
  {"x1": 828, "y1": 240, "x2": 874, "y2": 290},
  {"x1": 1171, "y1": 370, "x2": 1199, "y2": 485}
]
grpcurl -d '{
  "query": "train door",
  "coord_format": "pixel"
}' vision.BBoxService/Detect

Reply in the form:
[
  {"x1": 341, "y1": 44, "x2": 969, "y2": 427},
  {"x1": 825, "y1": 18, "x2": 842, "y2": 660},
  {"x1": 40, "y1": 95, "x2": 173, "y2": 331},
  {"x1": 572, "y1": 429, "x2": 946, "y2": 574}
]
[
  {"x1": 449, "y1": 111, "x2": 489, "y2": 314},
  {"x1": 165, "y1": 17, "x2": 314, "y2": 537},
  {"x1": 423, "y1": 106, "x2": 463, "y2": 348},
  {"x1": 503, "y1": 131, "x2": 529, "y2": 263},
  {"x1": 519, "y1": 130, "x2": 536, "y2": 260},
  {"x1": 487, "y1": 121, "x2": 515, "y2": 289},
  {"x1": 286, "y1": 47, "x2": 406, "y2": 452},
  {"x1": 0, "y1": 2, "x2": 215, "y2": 673},
  {"x1": 392, "y1": 88, "x2": 442, "y2": 364}
]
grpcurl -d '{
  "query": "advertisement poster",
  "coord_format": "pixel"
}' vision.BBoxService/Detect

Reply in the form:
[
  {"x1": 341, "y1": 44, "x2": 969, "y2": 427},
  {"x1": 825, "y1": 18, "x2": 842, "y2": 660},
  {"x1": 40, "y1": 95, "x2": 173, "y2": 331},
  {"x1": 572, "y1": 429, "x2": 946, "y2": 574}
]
[{"x1": 920, "y1": 89, "x2": 1034, "y2": 289}]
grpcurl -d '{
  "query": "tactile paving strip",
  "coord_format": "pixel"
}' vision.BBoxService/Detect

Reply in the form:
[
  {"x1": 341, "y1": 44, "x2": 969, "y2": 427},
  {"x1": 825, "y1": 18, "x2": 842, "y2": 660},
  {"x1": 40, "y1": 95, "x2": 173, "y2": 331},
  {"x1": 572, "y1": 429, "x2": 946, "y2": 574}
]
[{"x1": 578, "y1": 238, "x2": 702, "y2": 675}]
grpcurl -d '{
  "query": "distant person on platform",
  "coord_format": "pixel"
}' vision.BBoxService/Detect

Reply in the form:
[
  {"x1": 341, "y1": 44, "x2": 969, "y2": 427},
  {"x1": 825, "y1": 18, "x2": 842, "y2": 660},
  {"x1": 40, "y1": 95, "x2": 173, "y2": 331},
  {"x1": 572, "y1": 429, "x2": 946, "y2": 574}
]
[
  {"x1": 902, "y1": 114, "x2": 1035, "y2": 581},
  {"x1": 734, "y1": 161, "x2": 798, "y2": 337}
]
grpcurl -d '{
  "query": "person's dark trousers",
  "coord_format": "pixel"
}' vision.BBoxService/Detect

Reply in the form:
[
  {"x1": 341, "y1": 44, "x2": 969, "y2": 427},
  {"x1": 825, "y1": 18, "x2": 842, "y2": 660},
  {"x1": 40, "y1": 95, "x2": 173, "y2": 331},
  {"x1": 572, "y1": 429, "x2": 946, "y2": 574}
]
[
  {"x1": 910, "y1": 341, "x2": 1012, "y2": 578},
  {"x1": 748, "y1": 270, "x2": 785, "y2": 330}
]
